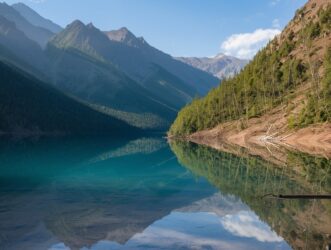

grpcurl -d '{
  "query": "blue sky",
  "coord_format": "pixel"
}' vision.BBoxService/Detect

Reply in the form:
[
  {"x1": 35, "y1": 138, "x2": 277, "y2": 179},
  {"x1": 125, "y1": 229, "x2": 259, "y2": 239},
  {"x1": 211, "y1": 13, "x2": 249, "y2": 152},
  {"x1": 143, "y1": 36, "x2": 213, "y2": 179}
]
[{"x1": 4, "y1": 0, "x2": 306, "y2": 58}]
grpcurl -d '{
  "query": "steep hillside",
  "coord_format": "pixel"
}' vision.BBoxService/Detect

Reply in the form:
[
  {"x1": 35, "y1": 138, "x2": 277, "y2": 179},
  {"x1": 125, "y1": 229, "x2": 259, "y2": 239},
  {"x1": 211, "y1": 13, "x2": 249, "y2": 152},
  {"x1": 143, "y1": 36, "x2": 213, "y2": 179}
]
[
  {"x1": 12, "y1": 2, "x2": 62, "y2": 33},
  {"x1": 0, "y1": 61, "x2": 140, "y2": 135},
  {"x1": 176, "y1": 53, "x2": 248, "y2": 79},
  {"x1": 169, "y1": 0, "x2": 331, "y2": 142},
  {"x1": 0, "y1": 2, "x2": 53, "y2": 48}
]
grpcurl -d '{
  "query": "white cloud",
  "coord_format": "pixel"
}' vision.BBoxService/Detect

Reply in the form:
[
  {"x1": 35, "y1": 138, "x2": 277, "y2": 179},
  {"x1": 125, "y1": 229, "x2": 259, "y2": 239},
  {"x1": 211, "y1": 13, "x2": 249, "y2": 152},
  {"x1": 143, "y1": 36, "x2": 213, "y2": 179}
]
[
  {"x1": 78, "y1": 211, "x2": 287, "y2": 250},
  {"x1": 272, "y1": 18, "x2": 281, "y2": 28},
  {"x1": 80, "y1": 212, "x2": 255, "y2": 250},
  {"x1": 220, "y1": 211, "x2": 284, "y2": 243},
  {"x1": 220, "y1": 28, "x2": 281, "y2": 59}
]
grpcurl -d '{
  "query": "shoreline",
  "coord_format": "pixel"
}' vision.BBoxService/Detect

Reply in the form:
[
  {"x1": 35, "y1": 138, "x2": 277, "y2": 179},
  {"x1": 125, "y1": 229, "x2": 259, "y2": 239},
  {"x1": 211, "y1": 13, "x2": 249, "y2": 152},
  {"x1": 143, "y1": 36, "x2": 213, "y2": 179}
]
[
  {"x1": 169, "y1": 106, "x2": 331, "y2": 158},
  {"x1": 187, "y1": 123, "x2": 331, "y2": 158}
]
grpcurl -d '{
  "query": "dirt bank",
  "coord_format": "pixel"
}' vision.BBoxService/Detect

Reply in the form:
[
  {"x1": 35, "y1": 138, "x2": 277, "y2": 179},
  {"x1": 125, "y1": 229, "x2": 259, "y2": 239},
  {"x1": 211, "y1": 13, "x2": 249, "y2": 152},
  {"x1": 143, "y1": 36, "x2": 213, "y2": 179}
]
[{"x1": 187, "y1": 104, "x2": 331, "y2": 158}]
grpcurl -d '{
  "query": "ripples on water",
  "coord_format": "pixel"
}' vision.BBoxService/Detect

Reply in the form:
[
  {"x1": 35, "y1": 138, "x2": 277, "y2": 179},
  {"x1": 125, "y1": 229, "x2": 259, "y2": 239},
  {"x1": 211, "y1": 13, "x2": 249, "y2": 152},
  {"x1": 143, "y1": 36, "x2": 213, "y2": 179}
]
[{"x1": 0, "y1": 136, "x2": 330, "y2": 250}]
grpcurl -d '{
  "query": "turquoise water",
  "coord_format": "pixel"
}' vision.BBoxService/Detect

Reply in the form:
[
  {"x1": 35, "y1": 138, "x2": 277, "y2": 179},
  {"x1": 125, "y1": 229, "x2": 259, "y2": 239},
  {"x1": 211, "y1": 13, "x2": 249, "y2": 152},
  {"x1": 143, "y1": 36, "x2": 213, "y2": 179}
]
[{"x1": 0, "y1": 137, "x2": 330, "y2": 250}]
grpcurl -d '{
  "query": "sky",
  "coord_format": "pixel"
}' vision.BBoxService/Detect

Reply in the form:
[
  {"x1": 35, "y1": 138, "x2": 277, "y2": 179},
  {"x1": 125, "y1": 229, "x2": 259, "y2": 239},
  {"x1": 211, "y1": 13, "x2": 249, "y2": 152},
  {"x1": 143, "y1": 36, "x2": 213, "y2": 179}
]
[{"x1": 4, "y1": 0, "x2": 307, "y2": 58}]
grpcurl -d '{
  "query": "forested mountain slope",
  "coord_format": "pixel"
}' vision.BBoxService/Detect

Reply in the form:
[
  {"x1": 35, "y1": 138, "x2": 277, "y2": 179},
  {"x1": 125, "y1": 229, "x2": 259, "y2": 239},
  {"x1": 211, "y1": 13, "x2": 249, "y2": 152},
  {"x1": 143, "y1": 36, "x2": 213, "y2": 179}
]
[
  {"x1": 169, "y1": 0, "x2": 331, "y2": 137},
  {"x1": 0, "y1": 61, "x2": 140, "y2": 135}
]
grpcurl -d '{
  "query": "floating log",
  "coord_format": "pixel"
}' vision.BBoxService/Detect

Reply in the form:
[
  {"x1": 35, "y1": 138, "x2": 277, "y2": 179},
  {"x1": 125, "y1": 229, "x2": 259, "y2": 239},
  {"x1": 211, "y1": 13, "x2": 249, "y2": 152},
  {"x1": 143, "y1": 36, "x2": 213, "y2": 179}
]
[{"x1": 261, "y1": 194, "x2": 331, "y2": 199}]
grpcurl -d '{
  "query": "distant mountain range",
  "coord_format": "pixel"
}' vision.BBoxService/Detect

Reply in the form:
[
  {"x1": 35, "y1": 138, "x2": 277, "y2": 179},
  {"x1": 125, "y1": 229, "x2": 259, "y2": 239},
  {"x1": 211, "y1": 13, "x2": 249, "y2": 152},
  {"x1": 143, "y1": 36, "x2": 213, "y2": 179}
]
[
  {"x1": 0, "y1": 2, "x2": 245, "y2": 135},
  {"x1": 176, "y1": 53, "x2": 248, "y2": 79}
]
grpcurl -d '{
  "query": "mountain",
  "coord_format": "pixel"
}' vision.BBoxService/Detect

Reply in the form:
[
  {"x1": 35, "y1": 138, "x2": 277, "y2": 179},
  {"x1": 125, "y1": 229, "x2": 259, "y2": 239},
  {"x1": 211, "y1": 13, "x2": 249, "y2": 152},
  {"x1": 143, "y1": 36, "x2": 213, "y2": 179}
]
[
  {"x1": 12, "y1": 2, "x2": 62, "y2": 33},
  {"x1": 105, "y1": 27, "x2": 146, "y2": 48},
  {"x1": 104, "y1": 27, "x2": 219, "y2": 95},
  {"x1": 47, "y1": 21, "x2": 218, "y2": 129},
  {"x1": 0, "y1": 15, "x2": 184, "y2": 130},
  {"x1": 49, "y1": 20, "x2": 110, "y2": 61},
  {"x1": 169, "y1": 0, "x2": 331, "y2": 137},
  {"x1": 0, "y1": 2, "x2": 53, "y2": 48},
  {"x1": 176, "y1": 53, "x2": 248, "y2": 79},
  {"x1": 0, "y1": 4, "x2": 219, "y2": 132},
  {"x1": 104, "y1": 28, "x2": 199, "y2": 108},
  {"x1": 47, "y1": 21, "x2": 176, "y2": 129},
  {"x1": 0, "y1": 60, "x2": 141, "y2": 135}
]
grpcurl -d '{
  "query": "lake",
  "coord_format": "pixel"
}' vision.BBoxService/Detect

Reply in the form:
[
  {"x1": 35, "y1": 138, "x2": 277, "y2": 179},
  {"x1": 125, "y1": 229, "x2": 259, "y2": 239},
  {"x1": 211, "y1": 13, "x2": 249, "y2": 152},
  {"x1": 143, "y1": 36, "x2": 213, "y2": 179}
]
[{"x1": 0, "y1": 136, "x2": 330, "y2": 250}]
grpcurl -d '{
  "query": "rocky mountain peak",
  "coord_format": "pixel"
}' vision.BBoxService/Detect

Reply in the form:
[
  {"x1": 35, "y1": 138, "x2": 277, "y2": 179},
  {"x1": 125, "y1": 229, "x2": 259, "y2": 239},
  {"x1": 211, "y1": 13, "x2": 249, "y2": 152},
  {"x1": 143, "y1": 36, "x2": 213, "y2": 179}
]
[{"x1": 104, "y1": 27, "x2": 147, "y2": 48}]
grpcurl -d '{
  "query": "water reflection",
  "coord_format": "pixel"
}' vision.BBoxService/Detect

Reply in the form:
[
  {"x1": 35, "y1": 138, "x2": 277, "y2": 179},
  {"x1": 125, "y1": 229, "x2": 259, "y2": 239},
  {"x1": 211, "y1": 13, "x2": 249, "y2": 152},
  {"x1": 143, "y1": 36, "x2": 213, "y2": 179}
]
[
  {"x1": 87, "y1": 137, "x2": 168, "y2": 164},
  {"x1": 169, "y1": 140, "x2": 331, "y2": 250},
  {"x1": 0, "y1": 137, "x2": 215, "y2": 250},
  {"x1": 51, "y1": 193, "x2": 290, "y2": 250},
  {"x1": 0, "y1": 137, "x2": 330, "y2": 249}
]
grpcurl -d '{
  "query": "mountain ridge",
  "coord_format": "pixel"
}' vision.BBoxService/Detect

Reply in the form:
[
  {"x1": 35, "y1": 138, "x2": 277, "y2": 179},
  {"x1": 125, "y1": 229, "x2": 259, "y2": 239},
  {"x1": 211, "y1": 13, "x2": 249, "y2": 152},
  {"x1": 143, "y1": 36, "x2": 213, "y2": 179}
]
[
  {"x1": 176, "y1": 53, "x2": 248, "y2": 79},
  {"x1": 0, "y1": 2, "x2": 54, "y2": 47},
  {"x1": 12, "y1": 2, "x2": 62, "y2": 33},
  {"x1": 105, "y1": 27, "x2": 148, "y2": 48}
]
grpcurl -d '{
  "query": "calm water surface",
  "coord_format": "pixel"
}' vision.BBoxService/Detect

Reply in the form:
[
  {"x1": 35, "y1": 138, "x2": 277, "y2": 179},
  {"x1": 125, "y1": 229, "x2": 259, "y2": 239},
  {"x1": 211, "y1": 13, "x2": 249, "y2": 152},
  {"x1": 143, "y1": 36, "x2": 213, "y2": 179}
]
[{"x1": 0, "y1": 137, "x2": 330, "y2": 250}]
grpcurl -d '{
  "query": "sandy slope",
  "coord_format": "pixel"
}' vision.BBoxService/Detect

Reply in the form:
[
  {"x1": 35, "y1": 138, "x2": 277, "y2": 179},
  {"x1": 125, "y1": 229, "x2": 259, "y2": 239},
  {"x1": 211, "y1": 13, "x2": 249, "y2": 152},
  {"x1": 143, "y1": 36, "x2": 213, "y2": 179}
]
[{"x1": 187, "y1": 103, "x2": 331, "y2": 158}]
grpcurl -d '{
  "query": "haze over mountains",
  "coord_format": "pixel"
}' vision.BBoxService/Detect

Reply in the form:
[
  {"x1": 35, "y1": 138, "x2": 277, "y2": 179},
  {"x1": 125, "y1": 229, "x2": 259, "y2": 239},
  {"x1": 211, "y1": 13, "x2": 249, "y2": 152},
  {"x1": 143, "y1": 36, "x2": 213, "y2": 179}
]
[
  {"x1": 0, "y1": 2, "x2": 246, "y2": 135},
  {"x1": 0, "y1": 15, "x2": 44, "y2": 65},
  {"x1": 176, "y1": 53, "x2": 248, "y2": 79},
  {"x1": 0, "y1": 2, "x2": 53, "y2": 48},
  {"x1": 12, "y1": 2, "x2": 62, "y2": 33}
]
